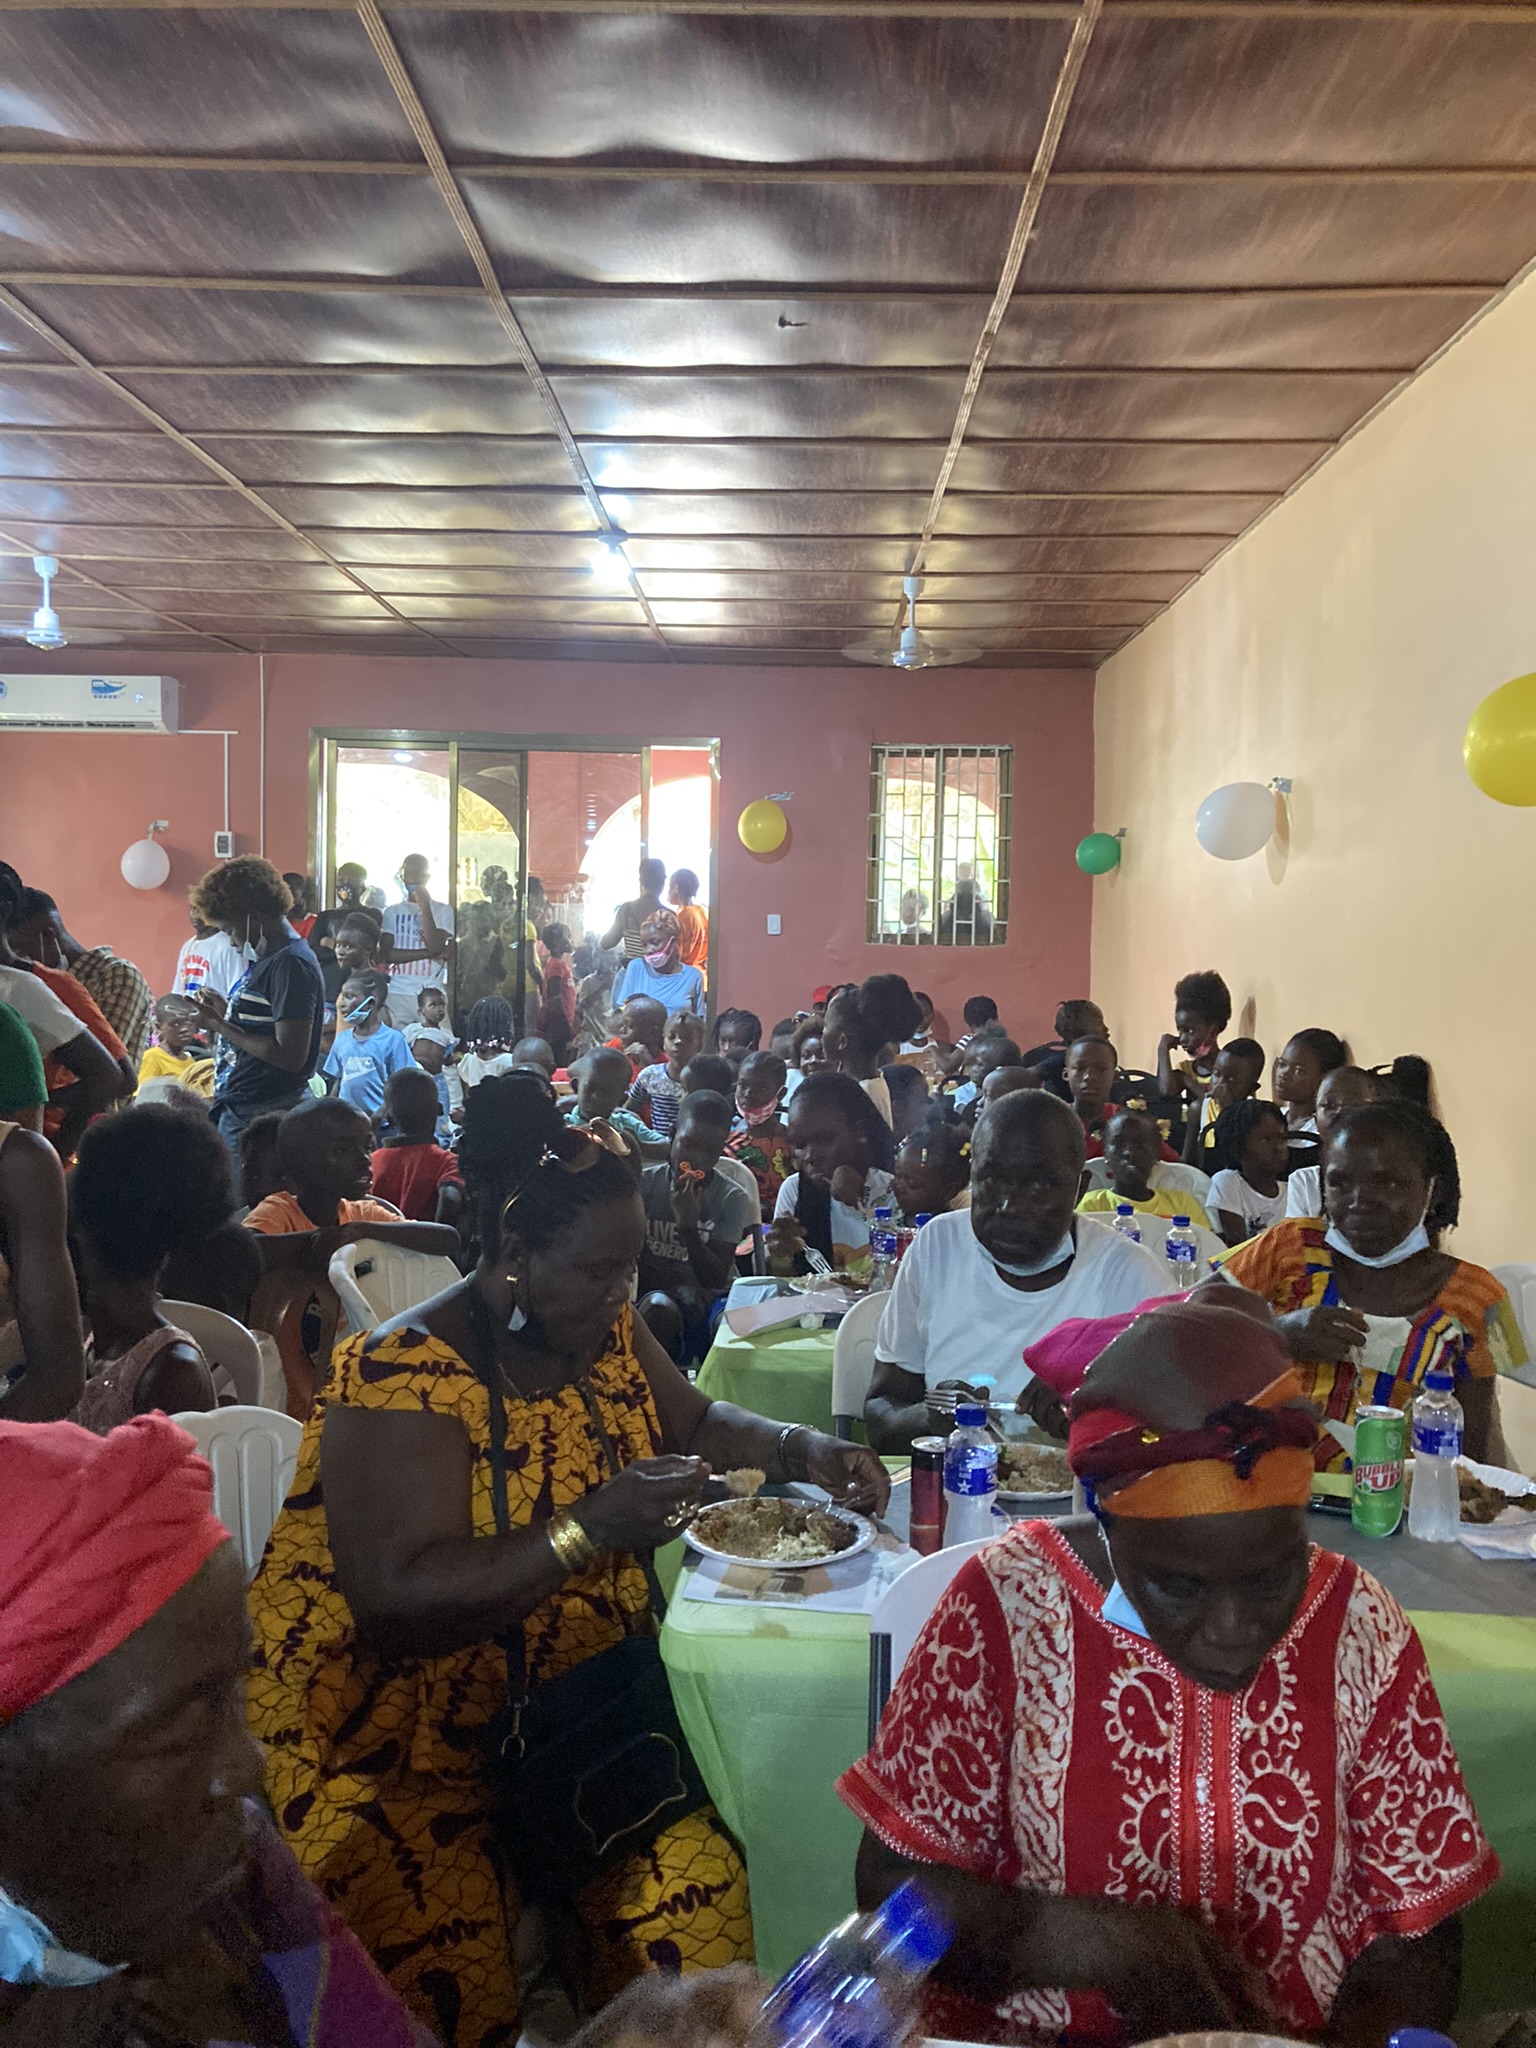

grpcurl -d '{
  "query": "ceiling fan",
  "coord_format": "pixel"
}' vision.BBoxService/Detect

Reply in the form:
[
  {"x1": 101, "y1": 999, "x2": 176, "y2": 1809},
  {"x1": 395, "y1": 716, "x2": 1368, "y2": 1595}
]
[
  {"x1": 0, "y1": 555, "x2": 126, "y2": 651},
  {"x1": 842, "y1": 574, "x2": 980, "y2": 670}
]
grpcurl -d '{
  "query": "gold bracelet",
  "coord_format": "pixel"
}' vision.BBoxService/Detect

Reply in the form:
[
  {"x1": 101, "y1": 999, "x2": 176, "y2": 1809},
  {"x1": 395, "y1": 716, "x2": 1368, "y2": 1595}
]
[{"x1": 546, "y1": 1507, "x2": 597, "y2": 1575}]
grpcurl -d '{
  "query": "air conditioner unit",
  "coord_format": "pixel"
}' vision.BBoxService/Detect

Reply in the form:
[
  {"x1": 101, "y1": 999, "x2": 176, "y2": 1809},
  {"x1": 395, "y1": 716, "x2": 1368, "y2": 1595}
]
[{"x1": 0, "y1": 675, "x2": 180, "y2": 732}]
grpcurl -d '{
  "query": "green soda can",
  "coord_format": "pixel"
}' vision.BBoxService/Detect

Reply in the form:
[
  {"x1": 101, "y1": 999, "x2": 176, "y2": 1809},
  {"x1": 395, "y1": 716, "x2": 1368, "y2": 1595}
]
[{"x1": 1351, "y1": 1406, "x2": 1407, "y2": 1537}]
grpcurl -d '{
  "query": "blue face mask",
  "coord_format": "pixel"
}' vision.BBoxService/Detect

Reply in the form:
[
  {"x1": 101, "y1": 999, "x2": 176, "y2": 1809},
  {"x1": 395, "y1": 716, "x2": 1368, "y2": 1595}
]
[
  {"x1": 1100, "y1": 1579, "x2": 1152, "y2": 1640},
  {"x1": 0, "y1": 1887, "x2": 120, "y2": 1989},
  {"x1": 1325, "y1": 1210, "x2": 1431, "y2": 1269},
  {"x1": 990, "y1": 1229, "x2": 1075, "y2": 1279}
]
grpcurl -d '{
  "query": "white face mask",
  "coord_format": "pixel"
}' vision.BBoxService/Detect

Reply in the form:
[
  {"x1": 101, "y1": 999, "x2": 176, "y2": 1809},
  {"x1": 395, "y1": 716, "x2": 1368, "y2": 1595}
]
[
  {"x1": 990, "y1": 1228, "x2": 1075, "y2": 1279},
  {"x1": 1325, "y1": 1211, "x2": 1431, "y2": 1269}
]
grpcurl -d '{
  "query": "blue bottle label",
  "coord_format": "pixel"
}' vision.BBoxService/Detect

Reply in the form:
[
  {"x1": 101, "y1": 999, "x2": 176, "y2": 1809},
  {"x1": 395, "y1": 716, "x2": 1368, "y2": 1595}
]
[
  {"x1": 1411, "y1": 1418, "x2": 1463, "y2": 1460},
  {"x1": 944, "y1": 1445, "x2": 998, "y2": 1496}
]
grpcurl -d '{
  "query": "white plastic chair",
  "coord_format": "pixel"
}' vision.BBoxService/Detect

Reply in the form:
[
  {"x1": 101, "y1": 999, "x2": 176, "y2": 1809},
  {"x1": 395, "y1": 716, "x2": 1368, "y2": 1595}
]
[
  {"x1": 867, "y1": 1539, "x2": 991, "y2": 1743},
  {"x1": 171, "y1": 1405, "x2": 303, "y2": 1577},
  {"x1": 1114, "y1": 1211, "x2": 1228, "y2": 1278},
  {"x1": 832, "y1": 1289, "x2": 887, "y2": 1439},
  {"x1": 1493, "y1": 1265, "x2": 1536, "y2": 1387},
  {"x1": 328, "y1": 1239, "x2": 463, "y2": 1336},
  {"x1": 1150, "y1": 1160, "x2": 1215, "y2": 1206},
  {"x1": 158, "y1": 1298, "x2": 268, "y2": 1408}
]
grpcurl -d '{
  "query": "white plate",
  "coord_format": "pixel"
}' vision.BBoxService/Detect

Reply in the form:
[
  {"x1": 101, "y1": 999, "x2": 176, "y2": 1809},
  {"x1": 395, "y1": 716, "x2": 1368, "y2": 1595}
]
[{"x1": 685, "y1": 1502, "x2": 878, "y2": 1572}]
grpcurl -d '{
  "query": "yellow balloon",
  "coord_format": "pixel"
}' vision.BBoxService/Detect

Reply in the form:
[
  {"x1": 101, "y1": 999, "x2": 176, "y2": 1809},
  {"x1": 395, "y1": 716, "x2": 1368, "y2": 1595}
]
[
  {"x1": 737, "y1": 799, "x2": 788, "y2": 853},
  {"x1": 1464, "y1": 672, "x2": 1536, "y2": 805}
]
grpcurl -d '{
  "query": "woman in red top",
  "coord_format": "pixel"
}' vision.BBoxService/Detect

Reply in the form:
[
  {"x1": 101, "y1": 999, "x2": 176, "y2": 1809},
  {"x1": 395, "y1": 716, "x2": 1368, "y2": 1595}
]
[{"x1": 842, "y1": 1291, "x2": 1497, "y2": 2047}]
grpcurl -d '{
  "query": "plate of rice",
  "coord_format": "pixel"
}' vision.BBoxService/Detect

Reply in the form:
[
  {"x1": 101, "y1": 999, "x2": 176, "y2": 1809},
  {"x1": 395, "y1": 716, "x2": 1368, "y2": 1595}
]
[
  {"x1": 686, "y1": 1497, "x2": 878, "y2": 1570},
  {"x1": 996, "y1": 1441, "x2": 1074, "y2": 1505}
]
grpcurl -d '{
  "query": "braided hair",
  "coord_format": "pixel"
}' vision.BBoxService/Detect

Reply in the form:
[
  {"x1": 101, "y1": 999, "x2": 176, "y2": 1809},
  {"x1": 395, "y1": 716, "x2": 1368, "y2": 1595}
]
[
  {"x1": 787, "y1": 1071, "x2": 896, "y2": 1263},
  {"x1": 458, "y1": 1071, "x2": 640, "y2": 1256},
  {"x1": 712, "y1": 1007, "x2": 762, "y2": 1055},
  {"x1": 1325, "y1": 1100, "x2": 1461, "y2": 1244},
  {"x1": 830, "y1": 975, "x2": 922, "y2": 1068},
  {"x1": 1208, "y1": 1097, "x2": 1287, "y2": 1177}
]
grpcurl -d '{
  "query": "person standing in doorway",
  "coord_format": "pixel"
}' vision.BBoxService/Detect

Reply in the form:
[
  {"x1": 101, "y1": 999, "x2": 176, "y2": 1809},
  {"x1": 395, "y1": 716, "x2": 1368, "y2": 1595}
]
[
  {"x1": 310, "y1": 862, "x2": 383, "y2": 1006},
  {"x1": 669, "y1": 868, "x2": 709, "y2": 988},
  {"x1": 601, "y1": 856, "x2": 667, "y2": 961},
  {"x1": 381, "y1": 853, "x2": 454, "y2": 1029}
]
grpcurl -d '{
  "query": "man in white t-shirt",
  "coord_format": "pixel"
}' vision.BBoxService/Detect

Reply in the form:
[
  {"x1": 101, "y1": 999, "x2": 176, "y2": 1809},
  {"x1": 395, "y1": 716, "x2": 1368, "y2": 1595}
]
[
  {"x1": 380, "y1": 854, "x2": 455, "y2": 1028},
  {"x1": 173, "y1": 913, "x2": 245, "y2": 1003},
  {"x1": 866, "y1": 1090, "x2": 1171, "y2": 1451}
]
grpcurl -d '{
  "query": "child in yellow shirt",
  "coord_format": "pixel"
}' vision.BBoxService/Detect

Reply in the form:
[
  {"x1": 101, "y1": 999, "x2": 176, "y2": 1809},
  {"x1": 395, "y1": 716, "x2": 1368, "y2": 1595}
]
[
  {"x1": 137, "y1": 995, "x2": 215, "y2": 1097},
  {"x1": 1077, "y1": 1107, "x2": 1211, "y2": 1230}
]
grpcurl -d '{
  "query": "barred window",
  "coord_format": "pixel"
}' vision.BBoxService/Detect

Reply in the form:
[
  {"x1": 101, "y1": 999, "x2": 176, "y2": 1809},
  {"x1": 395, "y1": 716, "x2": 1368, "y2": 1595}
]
[{"x1": 867, "y1": 746, "x2": 1011, "y2": 947}]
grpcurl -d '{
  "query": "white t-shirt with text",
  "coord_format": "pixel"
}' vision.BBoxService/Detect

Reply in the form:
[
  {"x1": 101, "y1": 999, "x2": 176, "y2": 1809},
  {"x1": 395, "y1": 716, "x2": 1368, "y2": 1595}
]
[
  {"x1": 874, "y1": 1209, "x2": 1172, "y2": 1401},
  {"x1": 383, "y1": 895, "x2": 455, "y2": 992},
  {"x1": 173, "y1": 930, "x2": 245, "y2": 1001}
]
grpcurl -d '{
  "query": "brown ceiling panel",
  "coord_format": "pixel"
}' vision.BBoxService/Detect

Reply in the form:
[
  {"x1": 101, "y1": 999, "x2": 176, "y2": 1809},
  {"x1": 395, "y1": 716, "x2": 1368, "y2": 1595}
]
[
  {"x1": 104, "y1": 560, "x2": 358, "y2": 592},
  {"x1": 918, "y1": 535, "x2": 1229, "y2": 575},
  {"x1": 994, "y1": 287, "x2": 1492, "y2": 372},
  {"x1": 355, "y1": 565, "x2": 628, "y2": 598},
  {"x1": 551, "y1": 372, "x2": 966, "y2": 440},
  {"x1": 0, "y1": 302, "x2": 67, "y2": 363},
  {"x1": 623, "y1": 536, "x2": 914, "y2": 573},
  {"x1": 395, "y1": 14, "x2": 1068, "y2": 171},
  {"x1": 574, "y1": 441, "x2": 947, "y2": 493},
  {"x1": 118, "y1": 372, "x2": 558, "y2": 438},
  {"x1": 229, "y1": 632, "x2": 440, "y2": 655},
  {"x1": 0, "y1": 482, "x2": 270, "y2": 527},
  {"x1": 23, "y1": 287, "x2": 524, "y2": 371},
  {"x1": 0, "y1": 370, "x2": 144, "y2": 431},
  {"x1": 398, "y1": 598, "x2": 647, "y2": 626},
  {"x1": 636, "y1": 569, "x2": 1190, "y2": 603},
  {"x1": 310, "y1": 530, "x2": 614, "y2": 569},
  {"x1": 969, "y1": 370, "x2": 1400, "y2": 442},
  {"x1": 201, "y1": 437, "x2": 574, "y2": 489},
  {"x1": 144, "y1": 613, "x2": 408, "y2": 638},
  {"x1": 468, "y1": 179, "x2": 1026, "y2": 291},
  {"x1": 646, "y1": 599, "x2": 1158, "y2": 629},
  {"x1": 934, "y1": 492, "x2": 1273, "y2": 537},
  {"x1": 0, "y1": 431, "x2": 213, "y2": 484},
  {"x1": 950, "y1": 440, "x2": 1324, "y2": 495},
  {"x1": 1061, "y1": 18, "x2": 1536, "y2": 170},
  {"x1": 0, "y1": 171, "x2": 472, "y2": 285},
  {"x1": 658, "y1": 625, "x2": 1123, "y2": 654},
  {"x1": 0, "y1": 524, "x2": 315, "y2": 560},
  {"x1": 614, "y1": 491, "x2": 930, "y2": 537},
  {"x1": 1023, "y1": 181, "x2": 1536, "y2": 291},
  {"x1": 514, "y1": 297, "x2": 992, "y2": 371},
  {"x1": 261, "y1": 486, "x2": 595, "y2": 533},
  {"x1": 165, "y1": 591, "x2": 394, "y2": 619},
  {"x1": 439, "y1": 639, "x2": 670, "y2": 663},
  {"x1": 0, "y1": 10, "x2": 417, "y2": 157}
]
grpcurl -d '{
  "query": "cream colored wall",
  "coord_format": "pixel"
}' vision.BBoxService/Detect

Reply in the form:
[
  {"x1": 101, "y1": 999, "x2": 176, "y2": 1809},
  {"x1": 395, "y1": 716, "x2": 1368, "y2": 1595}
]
[{"x1": 1091, "y1": 263, "x2": 1536, "y2": 1269}]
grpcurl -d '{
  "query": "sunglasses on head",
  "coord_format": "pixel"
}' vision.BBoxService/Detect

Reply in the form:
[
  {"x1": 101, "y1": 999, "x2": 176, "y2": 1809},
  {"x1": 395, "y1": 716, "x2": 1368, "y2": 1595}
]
[{"x1": 500, "y1": 1118, "x2": 630, "y2": 1227}]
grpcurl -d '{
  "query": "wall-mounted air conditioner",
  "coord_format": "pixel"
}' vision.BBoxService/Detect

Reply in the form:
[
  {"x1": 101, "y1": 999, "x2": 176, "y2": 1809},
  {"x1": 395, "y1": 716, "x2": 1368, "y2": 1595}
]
[{"x1": 0, "y1": 675, "x2": 180, "y2": 733}]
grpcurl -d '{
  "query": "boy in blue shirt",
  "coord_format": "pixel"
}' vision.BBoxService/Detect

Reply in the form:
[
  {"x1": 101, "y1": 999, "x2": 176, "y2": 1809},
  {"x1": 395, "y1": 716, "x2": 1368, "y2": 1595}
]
[{"x1": 322, "y1": 969, "x2": 413, "y2": 1120}]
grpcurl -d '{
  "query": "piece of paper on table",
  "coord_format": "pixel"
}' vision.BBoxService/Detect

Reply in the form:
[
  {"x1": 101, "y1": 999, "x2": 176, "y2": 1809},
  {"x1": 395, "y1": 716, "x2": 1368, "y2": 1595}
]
[
  {"x1": 724, "y1": 1290, "x2": 851, "y2": 1337},
  {"x1": 682, "y1": 1532, "x2": 918, "y2": 1612}
]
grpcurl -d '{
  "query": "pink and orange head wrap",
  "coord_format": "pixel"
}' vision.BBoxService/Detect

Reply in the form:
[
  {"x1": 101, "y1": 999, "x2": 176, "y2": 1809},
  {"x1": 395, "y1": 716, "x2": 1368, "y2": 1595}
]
[
  {"x1": 1067, "y1": 1291, "x2": 1320, "y2": 1519},
  {"x1": 0, "y1": 1414, "x2": 229, "y2": 1722}
]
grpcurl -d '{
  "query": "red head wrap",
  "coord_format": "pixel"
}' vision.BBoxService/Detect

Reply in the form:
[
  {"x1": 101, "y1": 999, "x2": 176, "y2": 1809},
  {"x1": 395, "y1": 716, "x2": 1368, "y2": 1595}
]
[{"x1": 0, "y1": 1414, "x2": 229, "y2": 1722}]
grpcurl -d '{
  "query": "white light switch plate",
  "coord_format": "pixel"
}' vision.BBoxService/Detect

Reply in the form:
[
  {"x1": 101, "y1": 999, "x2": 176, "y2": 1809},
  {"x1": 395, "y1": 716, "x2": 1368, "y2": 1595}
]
[
  {"x1": 766, "y1": 913, "x2": 781, "y2": 935},
  {"x1": 213, "y1": 830, "x2": 234, "y2": 858}
]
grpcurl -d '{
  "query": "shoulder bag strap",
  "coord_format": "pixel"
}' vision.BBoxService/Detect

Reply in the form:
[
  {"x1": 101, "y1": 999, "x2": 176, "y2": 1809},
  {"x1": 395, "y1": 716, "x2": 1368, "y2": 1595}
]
[{"x1": 463, "y1": 1283, "x2": 530, "y2": 1712}]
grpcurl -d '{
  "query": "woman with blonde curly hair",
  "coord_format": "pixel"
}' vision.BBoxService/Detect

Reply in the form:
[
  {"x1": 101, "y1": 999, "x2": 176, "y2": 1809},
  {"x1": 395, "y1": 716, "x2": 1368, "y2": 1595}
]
[{"x1": 184, "y1": 857, "x2": 325, "y2": 1147}]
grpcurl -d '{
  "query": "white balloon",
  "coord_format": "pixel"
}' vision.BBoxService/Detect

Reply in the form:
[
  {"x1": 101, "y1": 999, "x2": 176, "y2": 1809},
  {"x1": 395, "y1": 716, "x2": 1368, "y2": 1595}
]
[
  {"x1": 1194, "y1": 781, "x2": 1276, "y2": 861},
  {"x1": 120, "y1": 837, "x2": 171, "y2": 891}
]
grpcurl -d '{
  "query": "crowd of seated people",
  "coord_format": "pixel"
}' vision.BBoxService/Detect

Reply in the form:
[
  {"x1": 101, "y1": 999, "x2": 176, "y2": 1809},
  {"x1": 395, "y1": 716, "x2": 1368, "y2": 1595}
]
[{"x1": 0, "y1": 850, "x2": 1523, "y2": 2048}]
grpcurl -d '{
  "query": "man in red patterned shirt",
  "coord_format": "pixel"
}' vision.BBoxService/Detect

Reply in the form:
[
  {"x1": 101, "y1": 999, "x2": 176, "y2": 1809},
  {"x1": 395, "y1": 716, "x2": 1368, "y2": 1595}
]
[{"x1": 841, "y1": 1291, "x2": 1498, "y2": 2047}]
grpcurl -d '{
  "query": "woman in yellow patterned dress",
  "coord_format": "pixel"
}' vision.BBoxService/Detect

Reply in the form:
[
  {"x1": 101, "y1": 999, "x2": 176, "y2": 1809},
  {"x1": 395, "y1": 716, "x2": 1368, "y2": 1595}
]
[{"x1": 247, "y1": 1073, "x2": 888, "y2": 2048}]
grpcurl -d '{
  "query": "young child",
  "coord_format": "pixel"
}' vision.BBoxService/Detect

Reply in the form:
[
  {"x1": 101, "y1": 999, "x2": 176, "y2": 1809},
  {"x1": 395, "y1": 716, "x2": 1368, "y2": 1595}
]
[
  {"x1": 1183, "y1": 1036, "x2": 1266, "y2": 1167},
  {"x1": 1284, "y1": 1065, "x2": 1377, "y2": 1218},
  {"x1": 1273, "y1": 1027, "x2": 1351, "y2": 1166},
  {"x1": 891, "y1": 1119, "x2": 971, "y2": 1223},
  {"x1": 627, "y1": 1008, "x2": 703, "y2": 1138},
  {"x1": 1206, "y1": 1098, "x2": 1291, "y2": 1245},
  {"x1": 681, "y1": 1053, "x2": 734, "y2": 1100},
  {"x1": 370, "y1": 1066, "x2": 465, "y2": 1225},
  {"x1": 565, "y1": 1046, "x2": 668, "y2": 1161},
  {"x1": 711, "y1": 1007, "x2": 762, "y2": 1078},
  {"x1": 723, "y1": 1049, "x2": 793, "y2": 1218},
  {"x1": 948, "y1": 1035, "x2": 1023, "y2": 1118},
  {"x1": 458, "y1": 997, "x2": 519, "y2": 1093},
  {"x1": 136, "y1": 995, "x2": 215, "y2": 1098},
  {"x1": 954, "y1": 995, "x2": 1000, "y2": 1051},
  {"x1": 636, "y1": 1091, "x2": 754, "y2": 1363},
  {"x1": 532, "y1": 921, "x2": 576, "y2": 1062},
  {"x1": 900, "y1": 992, "x2": 936, "y2": 1052},
  {"x1": 1156, "y1": 970, "x2": 1232, "y2": 1104},
  {"x1": 323, "y1": 969, "x2": 413, "y2": 1119},
  {"x1": 510, "y1": 1036, "x2": 556, "y2": 1078},
  {"x1": 403, "y1": 986, "x2": 462, "y2": 1143},
  {"x1": 1078, "y1": 1109, "x2": 1212, "y2": 1229},
  {"x1": 610, "y1": 994, "x2": 667, "y2": 1077}
]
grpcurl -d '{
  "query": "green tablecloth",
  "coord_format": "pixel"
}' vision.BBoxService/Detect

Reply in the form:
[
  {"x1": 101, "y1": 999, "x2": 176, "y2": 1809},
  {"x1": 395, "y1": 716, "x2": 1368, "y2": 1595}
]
[
  {"x1": 696, "y1": 1322, "x2": 839, "y2": 1435},
  {"x1": 661, "y1": 1569, "x2": 1536, "y2": 2009}
]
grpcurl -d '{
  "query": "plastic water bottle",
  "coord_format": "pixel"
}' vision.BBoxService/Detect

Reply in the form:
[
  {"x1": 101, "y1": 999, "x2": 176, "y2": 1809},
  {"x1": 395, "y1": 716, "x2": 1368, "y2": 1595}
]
[
  {"x1": 1112, "y1": 1202, "x2": 1142, "y2": 1244},
  {"x1": 943, "y1": 1402, "x2": 999, "y2": 1546},
  {"x1": 868, "y1": 1205, "x2": 899, "y2": 1292},
  {"x1": 753, "y1": 1880, "x2": 950, "y2": 2048},
  {"x1": 1165, "y1": 1215, "x2": 1200, "y2": 1288},
  {"x1": 1408, "y1": 1367, "x2": 1464, "y2": 1543},
  {"x1": 913, "y1": 1211, "x2": 934, "y2": 1229}
]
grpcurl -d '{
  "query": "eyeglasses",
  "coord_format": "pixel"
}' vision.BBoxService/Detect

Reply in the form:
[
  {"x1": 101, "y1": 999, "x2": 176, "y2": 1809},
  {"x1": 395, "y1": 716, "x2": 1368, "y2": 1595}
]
[{"x1": 500, "y1": 1118, "x2": 631, "y2": 1227}]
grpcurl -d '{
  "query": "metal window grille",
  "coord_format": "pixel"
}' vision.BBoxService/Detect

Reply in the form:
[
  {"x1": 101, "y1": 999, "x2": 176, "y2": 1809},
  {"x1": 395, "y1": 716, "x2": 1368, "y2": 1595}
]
[{"x1": 867, "y1": 746, "x2": 1011, "y2": 947}]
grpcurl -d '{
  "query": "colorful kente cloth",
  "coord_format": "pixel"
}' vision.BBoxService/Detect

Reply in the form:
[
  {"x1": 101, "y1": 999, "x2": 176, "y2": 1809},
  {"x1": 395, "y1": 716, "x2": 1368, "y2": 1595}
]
[
  {"x1": 840, "y1": 1521, "x2": 1497, "y2": 2048},
  {"x1": 1220, "y1": 1219, "x2": 1527, "y2": 1471},
  {"x1": 247, "y1": 1305, "x2": 752, "y2": 2048}
]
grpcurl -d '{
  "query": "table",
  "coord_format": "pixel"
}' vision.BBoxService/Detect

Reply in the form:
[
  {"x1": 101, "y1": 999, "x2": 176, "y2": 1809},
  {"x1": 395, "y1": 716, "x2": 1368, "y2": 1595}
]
[
  {"x1": 660, "y1": 1501, "x2": 1536, "y2": 2012},
  {"x1": 696, "y1": 1317, "x2": 839, "y2": 1435}
]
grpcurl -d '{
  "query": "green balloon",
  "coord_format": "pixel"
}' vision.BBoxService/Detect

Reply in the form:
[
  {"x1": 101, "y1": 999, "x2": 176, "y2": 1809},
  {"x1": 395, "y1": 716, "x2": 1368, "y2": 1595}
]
[{"x1": 1075, "y1": 832, "x2": 1122, "y2": 876}]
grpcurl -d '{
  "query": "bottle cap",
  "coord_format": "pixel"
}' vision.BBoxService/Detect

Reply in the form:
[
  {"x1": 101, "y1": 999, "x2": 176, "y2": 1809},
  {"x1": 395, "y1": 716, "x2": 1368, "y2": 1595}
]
[
  {"x1": 1116, "y1": 1203, "x2": 1134, "y2": 1216},
  {"x1": 1424, "y1": 1366, "x2": 1456, "y2": 1392},
  {"x1": 1172, "y1": 1215, "x2": 1191, "y2": 1227},
  {"x1": 873, "y1": 1205, "x2": 894, "y2": 1222},
  {"x1": 953, "y1": 1403, "x2": 987, "y2": 1428},
  {"x1": 914, "y1": 1211, "x2": 933, "y2": 1227},
  {"x1": 872, "y1": 1879, "x2": 951, "y2": 1976},
  {"x1": 1388, "y1": 2032, "x2": 1456, "y2": 2048}
]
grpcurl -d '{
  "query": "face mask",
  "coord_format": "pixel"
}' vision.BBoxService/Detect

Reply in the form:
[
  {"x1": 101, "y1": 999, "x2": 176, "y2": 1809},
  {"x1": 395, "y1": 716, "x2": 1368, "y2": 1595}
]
[
  {"x1": 736, "y1": 1094, "x2": 781, "y2": 1127},
  {"x1": 990, "y1": 1229, "x2": 1075, "y2": 1279},
  {"x1": 0, "y1": 1886, "x2": 120, "y2": 1989},
  {"x1": 1100, "y1": 1579, "x2": 1151, "y2": 1640},
  {"x1": 1324, "y1": 1214, "x2": 1431, "y2": 1269}
]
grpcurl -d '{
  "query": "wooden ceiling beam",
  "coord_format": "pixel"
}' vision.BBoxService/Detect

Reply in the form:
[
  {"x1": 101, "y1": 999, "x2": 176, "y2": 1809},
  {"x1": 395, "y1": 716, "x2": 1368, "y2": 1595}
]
[
  {"x1": 6, "y1": 153, "x2": 1536, "y2": 185},
  {"x1": 2, "y1": 0, "x2": 1535, "y2": 17},
  {"x1": 14, "y1": 361, "x2": 1429, "y2": 379}
]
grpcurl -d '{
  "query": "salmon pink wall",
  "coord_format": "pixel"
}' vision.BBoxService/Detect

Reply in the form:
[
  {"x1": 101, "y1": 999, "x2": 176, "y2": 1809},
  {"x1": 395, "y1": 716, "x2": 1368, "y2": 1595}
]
[{"x1": 0, "y1": 651, "x2": 1095, "y2": 1044}]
